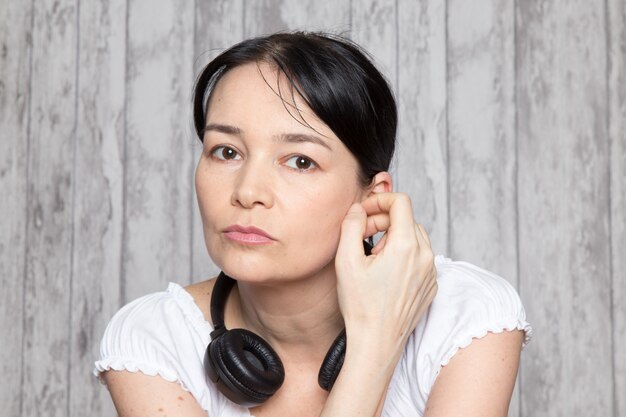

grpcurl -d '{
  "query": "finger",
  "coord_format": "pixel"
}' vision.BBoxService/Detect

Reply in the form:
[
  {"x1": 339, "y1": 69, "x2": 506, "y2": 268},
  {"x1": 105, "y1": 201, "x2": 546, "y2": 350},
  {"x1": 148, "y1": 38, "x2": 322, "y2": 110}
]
[
  {"x1": 360, "y1": 193, "x2": 416, "y2": 241},
  {"x1": 336, "y1": 203, "x2": 368, "y2": 263},
  {"x1": 364, "y1": 213, "x2": 390, "y2": 238}
]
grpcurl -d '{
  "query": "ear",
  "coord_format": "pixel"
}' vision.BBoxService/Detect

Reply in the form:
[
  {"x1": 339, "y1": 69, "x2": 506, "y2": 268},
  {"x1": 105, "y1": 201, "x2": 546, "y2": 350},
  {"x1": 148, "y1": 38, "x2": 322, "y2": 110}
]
[{"x1": 364, "y1": 171, "x2": 393, "y2": 198}]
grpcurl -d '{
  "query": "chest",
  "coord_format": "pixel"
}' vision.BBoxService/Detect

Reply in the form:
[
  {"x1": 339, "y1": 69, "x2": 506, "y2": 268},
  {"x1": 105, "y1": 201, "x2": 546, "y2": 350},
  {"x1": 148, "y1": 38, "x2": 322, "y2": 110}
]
[
  {"x1": 248, "y1": 373, "x2": 328, "y2": 417},
  {"x1": 250, "y1": 398, "x2": 324, "y2": 417}
]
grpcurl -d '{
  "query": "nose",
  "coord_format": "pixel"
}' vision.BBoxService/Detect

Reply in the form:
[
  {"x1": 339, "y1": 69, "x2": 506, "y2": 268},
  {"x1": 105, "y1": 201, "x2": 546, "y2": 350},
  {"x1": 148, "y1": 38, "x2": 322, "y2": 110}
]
[{"x1": 231, "y1": 160, "x2": 274, "y2": 209}]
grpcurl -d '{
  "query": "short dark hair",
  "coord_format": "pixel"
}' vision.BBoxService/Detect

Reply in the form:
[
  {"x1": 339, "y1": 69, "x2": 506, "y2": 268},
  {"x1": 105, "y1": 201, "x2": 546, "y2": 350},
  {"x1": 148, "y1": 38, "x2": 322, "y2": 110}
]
[{"x1": 193, "y1": 31, "x2": 397, "y2": 186}]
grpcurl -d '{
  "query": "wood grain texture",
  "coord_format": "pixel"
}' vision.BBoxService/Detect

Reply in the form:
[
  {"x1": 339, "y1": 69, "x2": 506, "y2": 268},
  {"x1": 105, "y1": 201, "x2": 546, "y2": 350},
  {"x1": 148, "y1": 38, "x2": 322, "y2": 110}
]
[
  {"x1": 243, "y1": 0, "x2": 289, "y2": 37},
  {"x1": 123, "y1": 0, "x2": 195, "y2": 299},
  {"x1": 395, "y1": 0, "x2": 448, "y2": 255},
  {"x1": 351, "y1": 0, "x2": 397, "y2": 90},
  {"x1": 447, "y1": 0, "x2": 516, "y2": 280},
  {"x1": 0, "y1": 1, "x2": 32, "y2": 416},
  {"x1": 69, "y1": 1, "x2": 126, "y2": 415},
  {"x1": 21, "y1": 1, "x2": 77, "y2": 416},
  {"x1": 243, "y1": 0, "x2": 351, "y2": 37},
  {"x1": 447, "y1": 2, "x2": 519, "y2": 415},
  {"x1": 516, "y1": 1, "x2": 612, "y2": 416},
  {"x1": 608, "y1": 0, "x2": 626, "y2": 415}
]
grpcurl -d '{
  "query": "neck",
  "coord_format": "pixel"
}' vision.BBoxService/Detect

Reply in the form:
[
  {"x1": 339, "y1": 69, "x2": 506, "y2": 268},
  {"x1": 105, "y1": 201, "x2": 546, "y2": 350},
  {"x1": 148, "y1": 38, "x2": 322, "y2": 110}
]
[{"x1": 226, "y1": 262, "x2": 344, "y2": 361}]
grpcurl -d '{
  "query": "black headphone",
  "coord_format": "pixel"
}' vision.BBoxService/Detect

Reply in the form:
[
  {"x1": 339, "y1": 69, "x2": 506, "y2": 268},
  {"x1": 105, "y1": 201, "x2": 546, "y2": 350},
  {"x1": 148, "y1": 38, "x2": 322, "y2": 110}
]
[{"x1": 204, "y1": 241, "x2": 372, "y2": 407}]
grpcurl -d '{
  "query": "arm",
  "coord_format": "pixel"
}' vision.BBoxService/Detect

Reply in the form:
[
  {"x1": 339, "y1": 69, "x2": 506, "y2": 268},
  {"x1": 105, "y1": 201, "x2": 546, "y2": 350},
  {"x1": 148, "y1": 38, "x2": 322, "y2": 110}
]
[
  {"x1": 424, "y1": 330, "x2": 524, "y2": 417},
  {"x1": 103, "y1": 371, "x2": 209, "y2": 417}
]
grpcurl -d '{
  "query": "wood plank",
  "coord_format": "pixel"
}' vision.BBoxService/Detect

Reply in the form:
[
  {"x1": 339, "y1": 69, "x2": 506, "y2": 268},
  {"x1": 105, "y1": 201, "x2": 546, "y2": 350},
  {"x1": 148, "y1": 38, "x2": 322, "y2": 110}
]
[
  {"x1": 396, "y1": 0, "x2": 448, "y2": 256},
  {"x1": 242, "y1": 0, "x2": 351, "y2": 37},
  {"x1": 242, "y1": 0, "x2": 350, "y2": 37},
  {"x1": 351, "y1": 0, "x2": 397, "y2": 90},
  {"x1": 0, "y1": 1, "x2": 32, "y2": 416},
  {"x1": 192, "y1": 0, "x2": 245, "y2": 283},
  {"x1": 194, "y1": 0, "x2": 245, "y2": 75},
  {"x1": 69, "y1": 1, "x2": 126, "y2": 416},
  {"x1": 447, "y1": 0, "x2": 516, "y2": 280},
  {"x1": 516, "y1": 1, "x2": 612, "y2": 416},
  {"x1": 608, "y1": 0, "x2": 626, "y2": 415},
  {"x1": 124, "y1": 0, "x2": 195, "y2": 299},
  {"x1": 446, "y1": 2, "x2": 519, "y2": 415},
  {"x1": 21, "y1": 1, "x2": 77, "y2": 416}
]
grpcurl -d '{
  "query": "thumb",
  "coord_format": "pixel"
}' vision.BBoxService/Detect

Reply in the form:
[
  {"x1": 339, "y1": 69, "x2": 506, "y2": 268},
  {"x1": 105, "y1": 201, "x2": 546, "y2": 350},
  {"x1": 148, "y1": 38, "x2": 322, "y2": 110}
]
[{"x1": 336, "y1": 203, "x2": 367, "y2": 265}]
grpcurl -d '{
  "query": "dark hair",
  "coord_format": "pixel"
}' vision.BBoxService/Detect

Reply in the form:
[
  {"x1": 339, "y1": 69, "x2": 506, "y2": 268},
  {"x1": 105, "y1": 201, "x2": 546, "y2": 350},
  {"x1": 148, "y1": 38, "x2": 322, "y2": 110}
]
[{"x1": 193, "y1": 31, "x2": 397, "y2": 186}]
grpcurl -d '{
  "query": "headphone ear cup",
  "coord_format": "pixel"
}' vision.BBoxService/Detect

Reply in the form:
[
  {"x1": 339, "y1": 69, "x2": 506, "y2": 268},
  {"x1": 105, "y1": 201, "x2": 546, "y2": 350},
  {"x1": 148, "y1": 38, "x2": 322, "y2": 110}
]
[
  {"x1": 317, "y1": 329, "x2": 346, "y2": 391},
  {"x1": 205, "y1": 329, "x2": 285, "y2": 406}
]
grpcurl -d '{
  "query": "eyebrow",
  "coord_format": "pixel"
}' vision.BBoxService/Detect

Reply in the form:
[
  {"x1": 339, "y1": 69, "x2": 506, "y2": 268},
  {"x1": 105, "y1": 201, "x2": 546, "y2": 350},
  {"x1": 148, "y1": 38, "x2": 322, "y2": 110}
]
[
  {"x1": 204, "y1": 123, "x2": 242, "y2": 136},
  {"x1": 276, "y1": 133, "x2": 332, "y2": 151},
  {"x1": 203, "y1": 123, "x2": 332, "y2": 151}
]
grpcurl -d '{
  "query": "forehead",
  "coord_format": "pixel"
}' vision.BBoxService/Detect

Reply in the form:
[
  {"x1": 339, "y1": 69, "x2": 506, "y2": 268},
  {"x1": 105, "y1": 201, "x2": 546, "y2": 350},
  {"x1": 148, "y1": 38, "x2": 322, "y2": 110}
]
[{"x1": 206, "y1": 62, "x2": 337, "y2": 140}]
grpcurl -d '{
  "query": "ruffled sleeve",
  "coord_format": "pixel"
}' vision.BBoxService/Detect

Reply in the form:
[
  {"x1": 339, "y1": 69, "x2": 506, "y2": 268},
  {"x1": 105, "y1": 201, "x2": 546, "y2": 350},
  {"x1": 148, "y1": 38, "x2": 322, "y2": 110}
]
[
  {"x1": 93, "y1": 283, "x2": 218, "y2": 412},
  {"x1": 382, "y1": 256, "x2": 532, "y2": 416}
]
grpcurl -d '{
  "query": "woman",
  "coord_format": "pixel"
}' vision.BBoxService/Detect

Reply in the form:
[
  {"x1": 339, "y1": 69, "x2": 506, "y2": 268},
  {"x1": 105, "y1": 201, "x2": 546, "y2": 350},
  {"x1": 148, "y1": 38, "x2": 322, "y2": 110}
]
[{"x1": 94, "y1": 32, "x2": 531, "y2": 417}]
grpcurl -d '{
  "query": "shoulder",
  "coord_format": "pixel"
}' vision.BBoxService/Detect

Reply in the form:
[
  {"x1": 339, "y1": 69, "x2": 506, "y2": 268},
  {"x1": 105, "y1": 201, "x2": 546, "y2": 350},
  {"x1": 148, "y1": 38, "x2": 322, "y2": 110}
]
[
  {"x1": 184, "y1": 278, "x2": 218, "y2": 324},
  {"x1": 102, "y1": 282, "x2": 213, "y2": 346},
  {"x1": 431, "y1": 256, "x2": 530, "y2": 329},
  {"x1": 421, "y1": 255, "x2": 532, "y2": 364},
  {"x1": 98, "y1": 278, "x2": 218, "y2": 347},
  {"x1": 383, "y1": 256, "x2": 532, "y2": 415},
  {"x1": 93, "y1": 281, "x2": 219, "y2": 411}
]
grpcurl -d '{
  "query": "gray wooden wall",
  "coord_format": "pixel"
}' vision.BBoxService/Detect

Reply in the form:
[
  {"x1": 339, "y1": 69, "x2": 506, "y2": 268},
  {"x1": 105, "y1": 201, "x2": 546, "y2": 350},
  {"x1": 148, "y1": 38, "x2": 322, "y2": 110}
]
[{"x1": 1, "y1": 1, "x2": 624, "y2": 416}]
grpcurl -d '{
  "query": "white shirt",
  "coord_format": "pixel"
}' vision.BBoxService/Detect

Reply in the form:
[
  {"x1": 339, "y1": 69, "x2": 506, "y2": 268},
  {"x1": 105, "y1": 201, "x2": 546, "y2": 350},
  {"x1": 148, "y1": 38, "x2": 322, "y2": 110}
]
[{"x1": 94, "y1": 256, "x2": 532, "y2": 417}]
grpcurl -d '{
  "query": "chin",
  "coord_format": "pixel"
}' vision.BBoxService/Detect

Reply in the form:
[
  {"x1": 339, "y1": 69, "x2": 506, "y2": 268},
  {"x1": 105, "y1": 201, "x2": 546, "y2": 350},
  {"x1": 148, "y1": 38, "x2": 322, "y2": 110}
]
[
  {"x1": 206, "y1": 231, "x2": 339, "y2": 282},
  {"x1": 208, "y1": 246, "x2": 279, "y2": 282},
  {"x1": 213, "y1": 249, "x2": 335, "y2": 285}
]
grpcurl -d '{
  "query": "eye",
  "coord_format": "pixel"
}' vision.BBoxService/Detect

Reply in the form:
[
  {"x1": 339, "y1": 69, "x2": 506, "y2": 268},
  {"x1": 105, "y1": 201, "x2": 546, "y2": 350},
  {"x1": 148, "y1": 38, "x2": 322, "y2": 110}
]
[
  {"x1": 211, "y1": 146, "x2": 241, "y2": 161},
  {"x1": 285, "y1": 155, "x2": 317, "y2": 171}
]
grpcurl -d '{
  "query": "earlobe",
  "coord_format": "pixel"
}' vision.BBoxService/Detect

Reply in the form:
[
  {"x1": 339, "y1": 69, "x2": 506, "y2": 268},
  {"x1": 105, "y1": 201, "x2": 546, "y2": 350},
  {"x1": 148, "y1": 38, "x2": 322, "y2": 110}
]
[{"x1": 368, "y1": 171, "x2": 393, "y2": 196}]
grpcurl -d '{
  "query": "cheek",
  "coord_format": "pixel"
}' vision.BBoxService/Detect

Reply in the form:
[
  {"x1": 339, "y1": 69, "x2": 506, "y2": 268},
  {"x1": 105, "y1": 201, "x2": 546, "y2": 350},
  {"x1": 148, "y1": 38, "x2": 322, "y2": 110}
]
[
  {"x1": 195, "y1": 161, "x2": 229, "y2": 229},
  {"x1": 285, "y1": 184, "x2": 358, "y2": 246},
  {"x1": 194, "y1": 164, "x2": 212, "y2": 218}
]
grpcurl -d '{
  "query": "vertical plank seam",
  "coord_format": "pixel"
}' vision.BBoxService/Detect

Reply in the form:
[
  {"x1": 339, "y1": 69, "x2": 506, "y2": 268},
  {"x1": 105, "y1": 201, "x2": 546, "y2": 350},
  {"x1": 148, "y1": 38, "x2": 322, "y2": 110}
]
[
  {"x1": 242, "y1": 0, "x2": 246, "y2": 39},
  {"x1": 20, "y1": 0, "x2": 36, "y2": 415},
  {"x1": 120, "y1": 0, "x2": 130, "y2": 306},
  {"x1": 67, "y1": 0, "x2": 80, "y2": 415},
  {"x1": 190, "y1": 0, "x2": 197, "y2": 284},
  {"x1": 512, "y1": 1, "x2": 522, "y2": 416},
  {"x1": 444, "y1": 0, "x2": 451, "y2": 256},
  {"x1": 395, "y1": 0, "x2": 399, "y2": 97},
  {"x1": 349, "y1": 0, "x2": 353, "y2": 34},
  {"x1": 604, "y1": 0, "x2": 617, "y2": 415}
]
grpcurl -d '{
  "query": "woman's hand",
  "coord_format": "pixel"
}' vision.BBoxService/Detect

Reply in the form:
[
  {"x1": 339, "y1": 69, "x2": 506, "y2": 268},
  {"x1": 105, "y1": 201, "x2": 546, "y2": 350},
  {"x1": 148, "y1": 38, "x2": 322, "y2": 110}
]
[
  {"x1": 319, "y1": 193, "x2": 437, "y2": 417},
  {"x1": 335, "y1": 192, "x2": 438, "y2": 362}
]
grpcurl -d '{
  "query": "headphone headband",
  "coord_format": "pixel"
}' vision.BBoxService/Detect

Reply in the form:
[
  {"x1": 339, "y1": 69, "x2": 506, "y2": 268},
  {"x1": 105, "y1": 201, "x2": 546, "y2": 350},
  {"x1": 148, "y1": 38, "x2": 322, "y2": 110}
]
[{"x1": 209, "y1": 272, "x2": 235, "y2": 338}]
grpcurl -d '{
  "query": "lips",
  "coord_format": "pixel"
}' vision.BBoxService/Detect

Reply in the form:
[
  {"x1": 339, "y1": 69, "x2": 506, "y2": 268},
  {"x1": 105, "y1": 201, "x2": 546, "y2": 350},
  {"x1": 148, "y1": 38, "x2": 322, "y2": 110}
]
[{"x1": 223, "y1": 225, "x2": 275, "y2": 245}]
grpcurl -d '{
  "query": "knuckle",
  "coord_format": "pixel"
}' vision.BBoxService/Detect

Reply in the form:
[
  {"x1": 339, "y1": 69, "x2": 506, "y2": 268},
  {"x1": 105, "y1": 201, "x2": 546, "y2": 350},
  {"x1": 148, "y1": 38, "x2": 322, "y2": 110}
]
[
  {"x1": 394, "y1": 236, "x2": 418, "y2": 255},
  {"x1": 396, "y1": 192, "x2": 412, "y2": 206}
]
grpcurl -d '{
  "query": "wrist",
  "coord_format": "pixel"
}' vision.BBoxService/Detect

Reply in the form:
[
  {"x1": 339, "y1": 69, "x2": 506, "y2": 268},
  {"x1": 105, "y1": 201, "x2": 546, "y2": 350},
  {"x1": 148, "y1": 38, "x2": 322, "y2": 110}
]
[
  {"x1": 344, "y1": 326, "x2": 405, "y2": 366},
  {"x1": 342, "y1": 331, "x2": 403, "y2": 381}
]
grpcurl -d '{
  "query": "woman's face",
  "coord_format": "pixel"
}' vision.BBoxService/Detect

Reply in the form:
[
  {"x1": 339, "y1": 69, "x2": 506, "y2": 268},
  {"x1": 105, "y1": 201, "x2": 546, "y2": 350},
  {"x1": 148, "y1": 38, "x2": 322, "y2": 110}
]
[{"x1": 195, "y1": 62, "x2": 369, "y2": 283}]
